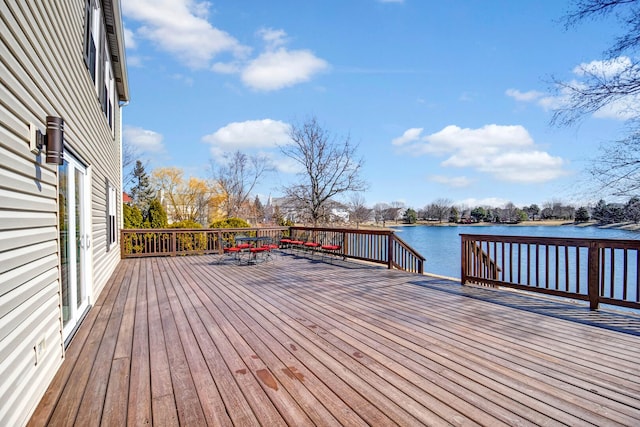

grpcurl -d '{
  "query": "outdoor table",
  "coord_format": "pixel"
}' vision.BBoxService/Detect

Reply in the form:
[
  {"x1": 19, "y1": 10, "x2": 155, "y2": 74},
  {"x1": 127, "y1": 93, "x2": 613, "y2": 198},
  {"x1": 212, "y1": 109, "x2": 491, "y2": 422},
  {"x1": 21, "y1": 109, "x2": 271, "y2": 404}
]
[
  {"x1": 234, "y1": 236, "x2": 273, "y2": 263},
  {"x1": 235, "y1": 236, "x2": 273, "y2": 245}
]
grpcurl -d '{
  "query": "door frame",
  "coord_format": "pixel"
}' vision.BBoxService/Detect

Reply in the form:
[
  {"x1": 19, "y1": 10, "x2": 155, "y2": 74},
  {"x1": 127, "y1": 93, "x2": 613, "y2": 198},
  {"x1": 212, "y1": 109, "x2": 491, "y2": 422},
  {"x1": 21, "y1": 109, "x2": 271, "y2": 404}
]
[{"x1": 59, "y1": 152, "x2": 92, "y2": 342}]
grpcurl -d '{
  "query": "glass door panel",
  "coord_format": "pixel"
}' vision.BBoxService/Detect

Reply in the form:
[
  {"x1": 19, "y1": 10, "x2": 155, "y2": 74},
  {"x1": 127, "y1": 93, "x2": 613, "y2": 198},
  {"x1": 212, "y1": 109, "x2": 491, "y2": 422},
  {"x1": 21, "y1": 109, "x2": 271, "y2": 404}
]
[{"x1": 60, "y1": 154, "x2": 89, "y2": 339}]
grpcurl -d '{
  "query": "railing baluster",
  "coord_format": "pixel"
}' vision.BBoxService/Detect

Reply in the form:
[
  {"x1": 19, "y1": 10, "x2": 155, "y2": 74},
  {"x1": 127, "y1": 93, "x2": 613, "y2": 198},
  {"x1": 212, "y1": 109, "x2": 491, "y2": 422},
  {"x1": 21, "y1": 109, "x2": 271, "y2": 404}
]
[
  {"x1": 460, "y1": 234, "x2": 640, "y2": 310},
  {"x1": 610, "y1": 248, "x2": 615, "y2": 299},
  {"x1": 623, "y1": 248, "x2": 628, "y2": 301},
  {"x1": 565, "y1": 246, "x2": 570, "y2": 293},
  {"x1": 555, "y1": 245, "x2": 559, "y2": 291}
]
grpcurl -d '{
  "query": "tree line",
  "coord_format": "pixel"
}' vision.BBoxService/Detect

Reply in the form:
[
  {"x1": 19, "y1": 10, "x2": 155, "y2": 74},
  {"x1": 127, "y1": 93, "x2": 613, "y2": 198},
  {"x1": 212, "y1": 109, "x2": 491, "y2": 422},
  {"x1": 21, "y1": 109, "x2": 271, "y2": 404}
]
[{"x1": 346, "y1": 197, "x2": 640, "y2": 227}]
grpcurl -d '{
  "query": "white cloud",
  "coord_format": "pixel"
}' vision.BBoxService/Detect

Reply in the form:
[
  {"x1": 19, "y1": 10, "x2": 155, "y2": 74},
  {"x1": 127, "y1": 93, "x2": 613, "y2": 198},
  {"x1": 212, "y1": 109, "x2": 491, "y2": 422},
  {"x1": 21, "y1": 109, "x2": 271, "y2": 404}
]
[
  {"x1": 509, "y1": 56, "x2": 640, "y2": 121},
  {"x1": 202, "y1": 119, "x2": 291, "y2": 157},
  {"x1": 123, "y1": 25, "x2": 136, "y2": 49},
  {"x1": 122, "y1": 0, "x2": 249, "y2": 69},
  {"x1": 127, "y1": 55, "x2": 144, "y2": 68},
  {"x1": 124, "y1": 125, "x2": 165, "y2": 153},
  {"x1": 124, "y1": 4, "x2": 328, "y2": 91},
  {"x1": 420, "y1": 124, "x2": 533, "y2": 157},
  {"x1": 392, "y1": 124, "x2": 567, "y2": 183},
  {"x1": 391, "y1": 128, "x2": 423, "y2": 146},
  {"x1": 171, "y1": 74, "x2": 194, "y2": 86},
  {"x1": 505, "y1": 88, "x2": 543, "y2": 102},
  {"x1": 270, "y1": 154, "x2": 303, "y2": 174},
  {"x1": 258, "y1": 28, "x2": 288, "y2": 49},
  {"x1": 429, "y1": 175, "x2": 473, "y2": 188},
  {"x1": 242, "y1": 47, "x2": 328, "y2": 91},
  {"x1": 378, "y1": 0, "x2": 404, "y2": 3},
  {"x1": 211, "y1": 61, "x2": 241, "y2": 74},
  {"x1": 573, "y1": 56, "x2": 632, "y2": 79},
  {"x1": 592, "y1": 96, "x2": 640, "y2": 120}
]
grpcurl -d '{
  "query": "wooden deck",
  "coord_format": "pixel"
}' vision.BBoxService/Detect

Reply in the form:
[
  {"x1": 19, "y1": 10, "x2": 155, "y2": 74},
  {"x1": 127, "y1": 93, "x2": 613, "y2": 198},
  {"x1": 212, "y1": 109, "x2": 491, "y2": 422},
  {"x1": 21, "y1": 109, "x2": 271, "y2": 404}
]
[{"x1": 29, "y1": 253, "x2": 640, "y2": 426}]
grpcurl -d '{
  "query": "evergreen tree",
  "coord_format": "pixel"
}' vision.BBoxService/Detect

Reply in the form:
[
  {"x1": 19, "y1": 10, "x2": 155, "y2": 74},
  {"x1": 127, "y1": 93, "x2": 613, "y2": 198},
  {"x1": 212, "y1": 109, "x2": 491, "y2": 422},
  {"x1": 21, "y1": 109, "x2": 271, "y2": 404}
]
[
  {"x1": 130, "y1": 160, "x2": 155, "y2": 212},
  {"x1": 144, "y1": 198, "x2": 167, "y2": 228},
  {"x1": 448, "y1": 206, "x2": 459, "y2": 223},
  {"x1": 626, "y1": 197, "x2": 640, "y2": 223},
  {"x1": 591, "y1": 199, "x2": 608, "y2": 223},
  {"x1": 123, "y1": 204, "x2": 143, "y2": 228},
  {"x1": 254, "y1": 195, "x2": 264, "y2": 222},
  {"x1": 403, "y1": 208, "x2": 418, "y2": 224},
  {"x1": 575, "y1": 207, "x2": 590, "y2": 222},
  {"x1": 470, "y1": 207, "x2": 487, "y2": 222}
]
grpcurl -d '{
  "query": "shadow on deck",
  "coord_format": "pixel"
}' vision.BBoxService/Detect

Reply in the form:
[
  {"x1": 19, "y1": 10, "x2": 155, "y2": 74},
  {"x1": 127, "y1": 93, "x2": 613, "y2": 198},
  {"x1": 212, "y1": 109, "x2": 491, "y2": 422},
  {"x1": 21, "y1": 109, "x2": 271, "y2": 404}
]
[{"x1": 411, "y1": 276, "x2": 640, "y2": 337}]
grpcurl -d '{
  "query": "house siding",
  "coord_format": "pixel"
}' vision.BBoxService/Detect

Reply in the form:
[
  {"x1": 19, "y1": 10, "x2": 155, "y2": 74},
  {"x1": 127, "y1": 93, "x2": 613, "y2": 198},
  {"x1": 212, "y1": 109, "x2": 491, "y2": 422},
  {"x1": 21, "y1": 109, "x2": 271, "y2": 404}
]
[{"x1": 0, "y1": 1, "x2": 128, "y2": 425}]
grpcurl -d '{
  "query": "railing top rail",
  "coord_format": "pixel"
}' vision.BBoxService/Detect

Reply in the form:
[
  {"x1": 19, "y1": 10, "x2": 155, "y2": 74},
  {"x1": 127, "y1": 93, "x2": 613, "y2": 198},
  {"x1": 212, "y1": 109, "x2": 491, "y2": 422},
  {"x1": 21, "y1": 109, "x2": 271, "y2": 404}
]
[
  {"x1": 394, "y1": 234, "x2": 426, "y2": 261},
  {"x1": 460, "y1": 233, "x2": 640, "y2": 248},
  {"x1": 122, "y1": 226, "x2": 289, "y2": 233},
  {"x1": 291, "y1": 226, "x2": 395, "y2": 236}
]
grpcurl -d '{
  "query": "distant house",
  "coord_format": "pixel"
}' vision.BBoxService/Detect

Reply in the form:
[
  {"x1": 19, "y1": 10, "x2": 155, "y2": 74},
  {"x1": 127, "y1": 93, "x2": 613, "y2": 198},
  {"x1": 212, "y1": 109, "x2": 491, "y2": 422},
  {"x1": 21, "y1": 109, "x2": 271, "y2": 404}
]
[
  {"x1": 0, "y1": 1, "x2": 129, "y2": 425},
  {"x1": 266, "y1": 196, "x2": 350, "y2": 225}
]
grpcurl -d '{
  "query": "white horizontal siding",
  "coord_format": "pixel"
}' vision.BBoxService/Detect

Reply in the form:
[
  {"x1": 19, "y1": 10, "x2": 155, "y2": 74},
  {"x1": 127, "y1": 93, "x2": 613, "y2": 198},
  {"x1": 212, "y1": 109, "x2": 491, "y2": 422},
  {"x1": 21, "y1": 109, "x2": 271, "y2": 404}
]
[
  {"x1": 0, "y1": 290, "x2": 61, "y2": 427},
  {"x1": 0, "y1": 0, "x2": 127, "y2": 425}
]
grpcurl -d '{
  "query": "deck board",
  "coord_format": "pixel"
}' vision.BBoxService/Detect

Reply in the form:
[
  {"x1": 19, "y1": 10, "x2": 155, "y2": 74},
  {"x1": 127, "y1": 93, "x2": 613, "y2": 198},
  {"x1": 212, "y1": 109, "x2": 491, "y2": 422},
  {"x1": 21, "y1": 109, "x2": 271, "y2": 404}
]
[{"x1": 30, "y1": 253, "x2": 640, "y2": 426}]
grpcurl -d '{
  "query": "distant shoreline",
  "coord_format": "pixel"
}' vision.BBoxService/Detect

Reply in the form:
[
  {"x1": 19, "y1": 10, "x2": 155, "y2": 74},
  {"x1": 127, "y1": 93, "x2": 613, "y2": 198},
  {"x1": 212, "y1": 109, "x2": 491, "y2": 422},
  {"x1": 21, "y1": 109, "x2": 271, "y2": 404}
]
[{"x1": 386, "y1": 220, "x2": 640, "y2": 231}]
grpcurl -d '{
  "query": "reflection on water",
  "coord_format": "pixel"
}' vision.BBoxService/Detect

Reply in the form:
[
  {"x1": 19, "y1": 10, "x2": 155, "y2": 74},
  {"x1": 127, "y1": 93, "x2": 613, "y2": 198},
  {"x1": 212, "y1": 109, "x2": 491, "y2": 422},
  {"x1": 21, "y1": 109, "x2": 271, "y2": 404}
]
[{"x1": 392, "y1": 224, "x2": 640, "y2": 279}]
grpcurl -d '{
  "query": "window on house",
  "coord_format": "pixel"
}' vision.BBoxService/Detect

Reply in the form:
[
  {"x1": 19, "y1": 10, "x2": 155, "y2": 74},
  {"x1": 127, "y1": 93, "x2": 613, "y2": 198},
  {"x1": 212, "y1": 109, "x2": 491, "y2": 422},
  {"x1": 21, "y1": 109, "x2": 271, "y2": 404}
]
[
  {"x1": 83, "y1": 0, "x2": 98, "y2": 84},
  {"x1": 107, "y1": 182, "x2": 117, "y2": 250},
  {"x1": 83, "y1": 0, "x2": 113, "y2": 129},
  {"x1": 103, "y1": 48, "x2": 114, "y2": 129}
]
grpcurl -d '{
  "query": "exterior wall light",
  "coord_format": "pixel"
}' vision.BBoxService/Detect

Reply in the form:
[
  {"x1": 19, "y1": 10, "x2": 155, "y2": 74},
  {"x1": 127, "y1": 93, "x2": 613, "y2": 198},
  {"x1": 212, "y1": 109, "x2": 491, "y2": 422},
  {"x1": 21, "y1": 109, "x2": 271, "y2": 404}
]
[{"x1": 30, "y1": 116, "x2": 64, "y2": 165}]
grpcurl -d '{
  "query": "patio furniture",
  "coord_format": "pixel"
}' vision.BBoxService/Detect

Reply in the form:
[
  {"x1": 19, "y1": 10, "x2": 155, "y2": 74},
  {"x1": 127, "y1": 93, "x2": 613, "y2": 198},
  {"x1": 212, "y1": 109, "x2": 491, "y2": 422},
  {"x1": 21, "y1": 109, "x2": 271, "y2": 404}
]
[
  {"x1": 320, "y1": 233, "x2": 343, "y2": 262},
  {"x1": 303, "y1": 240, "x2": 321, "y2": 257}
]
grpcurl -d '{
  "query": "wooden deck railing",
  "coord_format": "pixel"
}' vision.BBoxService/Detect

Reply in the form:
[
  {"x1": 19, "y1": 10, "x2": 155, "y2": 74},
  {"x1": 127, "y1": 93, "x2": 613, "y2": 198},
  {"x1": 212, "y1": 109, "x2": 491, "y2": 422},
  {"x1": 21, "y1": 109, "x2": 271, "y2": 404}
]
[
  {"x1": 121, "y1": 226, "x2": 425, "y2": 274},
  {"x1": 291, "y1": 226, "x2": 425, "y2": 274},
  {"x1": 461, "y1": 234, "x2": 640, "y2": 310},
  {"x1": 120, "y1": 227, "x2": 289, "y2": 258}
]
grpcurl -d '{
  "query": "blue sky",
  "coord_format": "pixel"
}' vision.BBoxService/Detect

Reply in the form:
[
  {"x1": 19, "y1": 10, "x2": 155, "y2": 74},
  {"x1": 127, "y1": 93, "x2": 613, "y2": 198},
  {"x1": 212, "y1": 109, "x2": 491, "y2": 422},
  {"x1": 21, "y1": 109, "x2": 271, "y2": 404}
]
[{"x1": 121, "y1": 0, "x2": 626, "y2": 210}]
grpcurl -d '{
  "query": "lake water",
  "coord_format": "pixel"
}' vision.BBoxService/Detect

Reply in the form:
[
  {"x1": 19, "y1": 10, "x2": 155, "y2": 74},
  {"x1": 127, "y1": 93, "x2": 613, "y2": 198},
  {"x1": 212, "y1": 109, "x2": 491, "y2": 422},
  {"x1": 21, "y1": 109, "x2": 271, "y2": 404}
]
[{"x1": 390, "y1": 224, "x2": 640, "y2": 278}]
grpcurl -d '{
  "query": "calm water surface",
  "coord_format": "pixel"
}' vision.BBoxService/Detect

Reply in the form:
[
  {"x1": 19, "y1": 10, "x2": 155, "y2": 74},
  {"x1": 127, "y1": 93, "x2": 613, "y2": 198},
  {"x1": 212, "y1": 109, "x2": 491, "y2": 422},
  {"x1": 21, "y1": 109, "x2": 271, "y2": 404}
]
[{"x1": 391, "y1": 224, "x2": 640, "y2": 278}]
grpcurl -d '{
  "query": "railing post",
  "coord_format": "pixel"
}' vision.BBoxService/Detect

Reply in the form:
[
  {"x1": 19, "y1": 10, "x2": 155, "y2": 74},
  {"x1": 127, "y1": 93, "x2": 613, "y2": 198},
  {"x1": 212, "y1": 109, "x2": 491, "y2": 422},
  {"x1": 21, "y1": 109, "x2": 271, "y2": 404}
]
[
  {"x1": 387, "y1": 232, "x2": 394, "y2": 269},
  {"x1": 460, "y1": 236, "x2": 467, "y2": 285},
  {"x1": 588, "y1": 241, "x2": 600, "y2": 310},
  {"x1": 120, "y1": 230, "x2": 125, "y2": 259}
]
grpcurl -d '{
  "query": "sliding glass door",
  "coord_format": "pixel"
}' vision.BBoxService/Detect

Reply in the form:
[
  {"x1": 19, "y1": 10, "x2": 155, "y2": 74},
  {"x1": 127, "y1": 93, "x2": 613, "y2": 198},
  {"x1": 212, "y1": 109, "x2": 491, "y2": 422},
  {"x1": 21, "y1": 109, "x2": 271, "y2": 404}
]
[{"x1": 59, "y1": 153, "x2": 90, "y2": 340}]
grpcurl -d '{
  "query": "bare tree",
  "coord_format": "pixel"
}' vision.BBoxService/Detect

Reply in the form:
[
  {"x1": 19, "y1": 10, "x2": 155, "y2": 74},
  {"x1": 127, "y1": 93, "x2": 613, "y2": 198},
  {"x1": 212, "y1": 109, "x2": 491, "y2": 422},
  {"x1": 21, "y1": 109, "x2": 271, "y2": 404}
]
[
  {"x1": 390, "y1": 201, "x2": 405, "y2": 224},
  {"x1": 348, "y1": 193, "x2": 372, "y2": 228},
  {"x1": 554, "y1": 0, "x2": 640, "y2": 126},
  {"x1": 382, "y1": 206, "x2": 400, "y2": 224},
  {"x1": 122, "y1": 140, "x2": 140, "y2": 190},
  {"x1": 210, "y1": 150, "x2": 272, "y2": 219},
  {"x1": 589, "y1": 129, "x2": 640, "y2": 196},
  {"x1": 554, "y1": 1, "x2": 640, "y2": 196},
  {"x1": 372, "y1": 202, "x2": 390, "y2": 225},
  {"x1": 428, "y1": 198, "x2": 453, "y2": 223},
  {"x1": 281, "y1": 117, "x2": 367, "y2": 225}
]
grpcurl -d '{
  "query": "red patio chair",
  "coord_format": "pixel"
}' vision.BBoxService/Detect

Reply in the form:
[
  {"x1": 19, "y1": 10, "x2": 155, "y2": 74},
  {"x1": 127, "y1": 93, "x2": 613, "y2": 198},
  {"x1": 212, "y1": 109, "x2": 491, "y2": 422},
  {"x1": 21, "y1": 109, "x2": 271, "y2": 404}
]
[
  {"x1": 320, "y1": 233, "x2": 343, "y2": 262},
  {"x1": 262, "y1": 242, "x2": 280, "y2": 261},
  {"x1": 249, "y1": 246, "x2": 269, "y2": 264},
  {"x1": 303, "y1": 240, "x2": 321, "y2": 257},
  {"x1": 289, "y1": 238, "x2": 306, "y2": 255},
  {"x1": 219, "y1": 245, "x2": 243, "y2": 264}
]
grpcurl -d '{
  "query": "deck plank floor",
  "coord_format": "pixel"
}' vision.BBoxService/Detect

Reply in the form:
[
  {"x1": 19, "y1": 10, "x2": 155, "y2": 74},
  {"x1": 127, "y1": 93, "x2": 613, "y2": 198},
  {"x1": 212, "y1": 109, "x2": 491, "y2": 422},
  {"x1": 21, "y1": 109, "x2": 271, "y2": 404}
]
[{"x1": 29, "y1": 253, "x2": 640, "y2": 426}]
